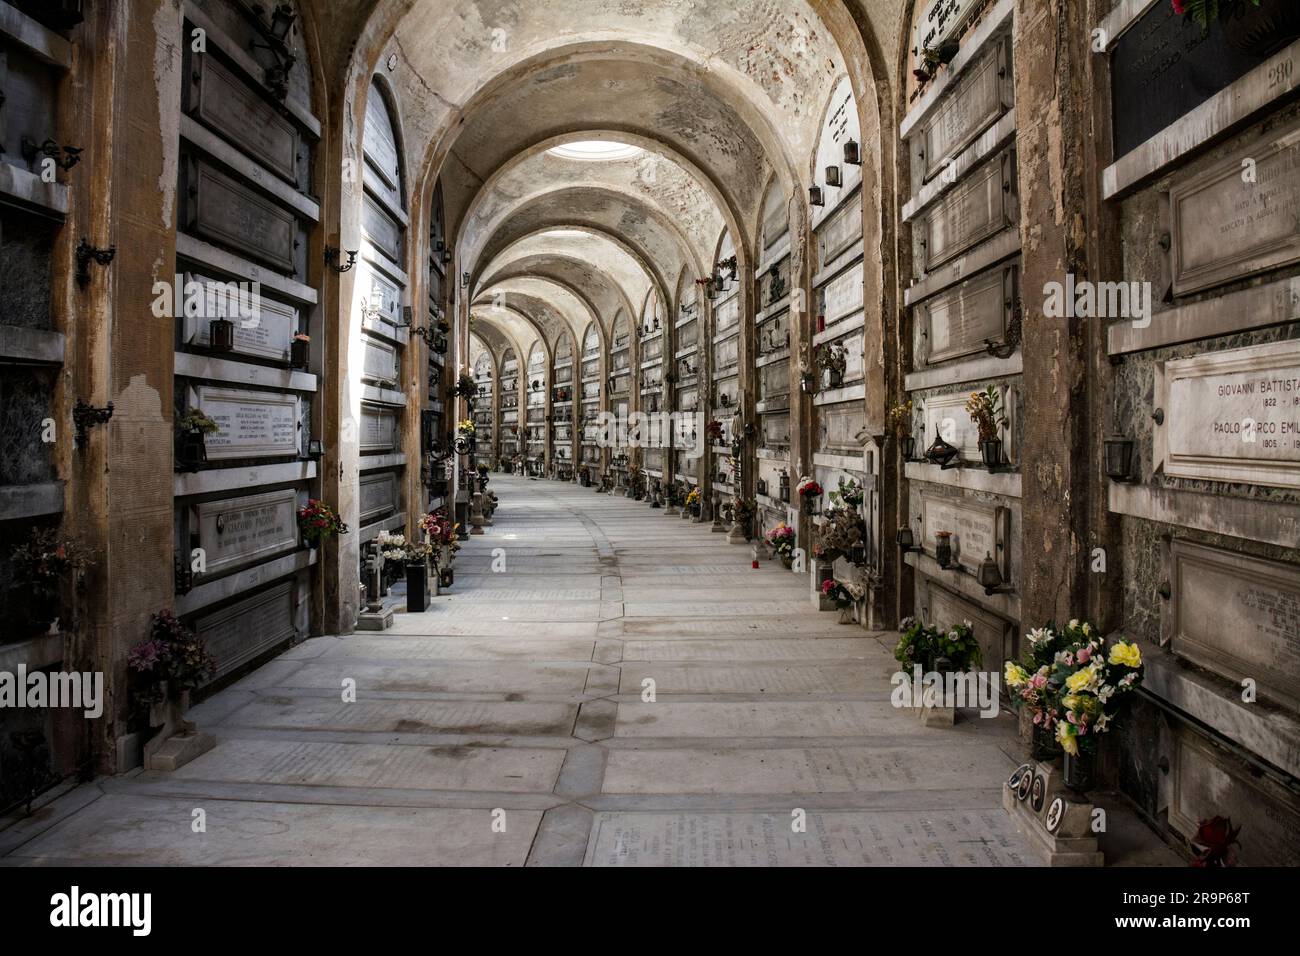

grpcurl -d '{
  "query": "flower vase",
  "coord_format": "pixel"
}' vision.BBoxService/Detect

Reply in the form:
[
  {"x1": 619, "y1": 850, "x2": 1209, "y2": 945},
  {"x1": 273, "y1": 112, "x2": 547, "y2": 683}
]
[
  {"x1": 1063, "y1": 750, "x2": 1095, "y2": 794},
  {"x1": 838, "y1": 606, "x2": 854, "y2": 625},
  {"x1": 780, "y1": 554, "x2": 793, "y2": 570},
  {"x1": 405, "y1": 561, "x2": 429, "y2": 613},
  {"x1": 1031, "y1": 722, "x2": 1062, "y2": 761}
]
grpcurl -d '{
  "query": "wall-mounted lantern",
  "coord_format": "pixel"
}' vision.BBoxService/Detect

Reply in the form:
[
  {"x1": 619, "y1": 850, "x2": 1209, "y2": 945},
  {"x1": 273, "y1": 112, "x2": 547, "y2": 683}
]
[
  {"x1": 209, "y1": 317, "x2": 235, "y2": 352},
  {"x1": 809, "y1": 185, "x2": 825, "y2": 207},
  {"x1": 825, "y1": 165, "x2": 842, "y2": 188},
  {"x1": 1104, "y1": 435, "x2": 1135, "y2": 482},
  {"x1": 844, "y1": 140, "x2": 861, "y2": 166},
  {"x1": 896, "y1": 526, "x2": 921, "y2": 555},
  {"x1": 978, "y1": 552, "x2": 1014, "y2": 596}
]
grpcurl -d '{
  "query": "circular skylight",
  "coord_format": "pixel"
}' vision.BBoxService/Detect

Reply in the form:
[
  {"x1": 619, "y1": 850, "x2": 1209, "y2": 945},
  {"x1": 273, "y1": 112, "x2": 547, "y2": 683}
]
[{"x1": 548, "y1": 140, "x2": 643, "y2": 161}]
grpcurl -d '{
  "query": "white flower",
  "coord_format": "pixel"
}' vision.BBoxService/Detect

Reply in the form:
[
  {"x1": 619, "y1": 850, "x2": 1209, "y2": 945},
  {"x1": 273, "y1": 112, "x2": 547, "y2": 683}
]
[
  {"x1": 1068, "y1": 618, "x2": 1080, "y2": 629},
  {"x1": 1028, "y1": 627, "x2": 1052, "y2": 646}
]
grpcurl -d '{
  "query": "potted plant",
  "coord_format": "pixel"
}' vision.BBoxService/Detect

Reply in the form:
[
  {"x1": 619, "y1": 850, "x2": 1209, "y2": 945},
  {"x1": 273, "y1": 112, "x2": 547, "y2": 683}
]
[
  {"x1": 127, "y1": 610, "x2": 218, "y2": 770},
  {"x1": 965, "y1": 385, "x2": 1007, "y2": 470},
  {"x1": 766, "y1": 523, "x2": 797, "y2": 568},
  {"x1": 821, "y1": 577, "x2": 865, "y2": 624},
  {"x1": 298, "y1": 499, "x2": 348, "y2": 549},
  {"x1": 888, "y1": 401, "x2": 915, "y2": 461},
  {"x1": 795, "y1": 476, "x2": 823, "y2": 516},
  {"x1": 894, "y1": 616, "x2": 936, "y2": 671},
  {"x1": 814, "y1": 506, "x2": 867, "y2": 564},
  {"x1": 931, "y1": 620, "x2": 981, "y2": 673},
  {"x1": 290, "y1": 332, "x2": 311, "y2": 370},
  {"x1": 421, "y1": 509, "x2": 461, "y2": 589},
  {"x1": 175, "y1": 408, "x2": 220, "y2": 470},
  {"x1": 730, "y1": 497, "x2": 757, "y2": 539},
  {"x1": 685, "y1": 486, "x2": 701, "y2": 517},
  {"x1": 10, "y1": 528, "x2": 93, "y2": 636}
]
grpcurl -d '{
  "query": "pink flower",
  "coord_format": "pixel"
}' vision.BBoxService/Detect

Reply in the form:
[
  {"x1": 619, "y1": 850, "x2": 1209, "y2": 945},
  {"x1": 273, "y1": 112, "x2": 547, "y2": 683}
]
[
  {"x1": 1077, "y1": 647, "x2": 1092, "y2": 663},
  {"x1": 1172, "y1": 0, "x2": 1186, "y2": 14}
]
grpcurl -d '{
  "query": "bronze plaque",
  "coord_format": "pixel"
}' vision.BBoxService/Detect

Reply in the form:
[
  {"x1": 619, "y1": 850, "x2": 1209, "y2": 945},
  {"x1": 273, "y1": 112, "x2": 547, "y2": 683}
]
[{"x1": 188, "y1": 159, "x2": 297, "y2": 271}]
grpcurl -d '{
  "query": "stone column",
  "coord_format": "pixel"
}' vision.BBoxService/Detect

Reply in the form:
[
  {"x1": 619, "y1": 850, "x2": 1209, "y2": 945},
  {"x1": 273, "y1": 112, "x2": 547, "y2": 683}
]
[{"x1": 1012, "y1": 0, "x2": 1112, "y2": 626}]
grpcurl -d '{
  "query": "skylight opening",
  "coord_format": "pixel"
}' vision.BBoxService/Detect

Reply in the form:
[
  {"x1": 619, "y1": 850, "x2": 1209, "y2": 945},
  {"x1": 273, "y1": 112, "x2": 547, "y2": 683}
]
[{"x1": 548, "y1": 140, "x2": 643, "y2": 161}]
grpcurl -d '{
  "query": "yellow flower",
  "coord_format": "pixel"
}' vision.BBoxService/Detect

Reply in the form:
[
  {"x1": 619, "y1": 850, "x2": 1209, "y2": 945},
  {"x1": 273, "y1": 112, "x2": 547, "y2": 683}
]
[
  {"x1": 1056, "y1": 722, "x2": 1079, "y2": 756},
  {"x1": 1004, "y1": 662, "x2": 1029, "y2": 688},
  {"x1": 1065, "y1": 666, "x2": 1098, "y2": 694},
  {"x1": 1109, "y1": 641, "x2": 1142, "y2": 669}
]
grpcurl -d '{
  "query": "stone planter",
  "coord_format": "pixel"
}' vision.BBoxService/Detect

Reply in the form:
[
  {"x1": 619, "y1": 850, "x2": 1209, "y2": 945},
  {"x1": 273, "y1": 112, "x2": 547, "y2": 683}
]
[{"x1": 144, "y1": 682, "x2": 214, "y2": 772}]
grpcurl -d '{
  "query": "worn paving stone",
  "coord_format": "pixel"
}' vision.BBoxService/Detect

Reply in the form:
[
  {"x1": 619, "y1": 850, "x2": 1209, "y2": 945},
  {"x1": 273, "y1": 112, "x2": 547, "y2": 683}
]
[{"x1": 1, "y1": 476, "x2": 1070, "y2": 868}]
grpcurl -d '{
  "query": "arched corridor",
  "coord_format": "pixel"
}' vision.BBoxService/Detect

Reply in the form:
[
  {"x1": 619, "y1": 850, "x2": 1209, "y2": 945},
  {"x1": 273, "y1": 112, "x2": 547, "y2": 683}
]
[{"x1": 1, "y1": 0, "x2": 1298, "y2": 881}]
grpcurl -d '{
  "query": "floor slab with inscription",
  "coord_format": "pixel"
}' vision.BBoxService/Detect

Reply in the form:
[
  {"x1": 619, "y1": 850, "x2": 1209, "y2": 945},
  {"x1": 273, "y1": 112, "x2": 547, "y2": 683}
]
[{"x1": 2, "y1": 477, "x2": 1177, "y2": 867}]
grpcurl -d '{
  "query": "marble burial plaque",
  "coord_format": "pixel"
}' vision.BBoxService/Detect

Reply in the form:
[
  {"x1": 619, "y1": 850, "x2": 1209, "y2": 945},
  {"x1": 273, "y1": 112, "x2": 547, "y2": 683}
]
[
  {"x1": 181, "y1": 272, "x2": 297, "y2": 362},
  {"x1": 678, "y1": 319, "x2": 698, "y2": 350},
  {"x1": 1169, "y1": 540, "x2": 1300, "y2": 712},
  {"x1": 194, "y1": 488, "x2": 298, "y2": 575},
  {"x1": 715, "y1": 375, "x2": 739, "y2": 409},
  {"x1": 715, "y1": 296, "x2": 739, "y2": 333},
  {"x1": 1169, "y1": 725, "x2": 1300, "y2": 866},
  {"x1": 925, "y1": 579, "x2": 1012, "y2": 676},
  {"x1": 360, "y1": 471, "x2": 399, "y2": 524},
  {"x1": 362, "y1": 335, "x2": 399, "y2": 385},
  {"x1": 917, "y1": 36, "x2": 1011, "y2": 181},
  {"x1": 362, "y1": 193, "x2": 403, "y2": 264},
  {"x1": 818, "y1": 402, "x2": 865, "y2": 452},
  {"x1": 922, "y1": 390, "x2": 1006, "y2": 461},
  {"x1": 363, "y1": 268, "x2": 401, "y2": 325},
  {"x1": 641, "y1": 336, "x2": 663, "y2": 361},
  {"x1": 1170, "y1": 119, "x2": 1300, "y2": 296},
  {"x1": 363, "y1": 88, "x2": 401, "y2": 193},
  {"x1": 922, "y1": 150, "x2": 1015, "y2": 271},
  {"x1": 762, "y1": 184, "x2": 788, "y2": 251},
  {"x1": 714, "y1": 336, "x2": 739, "y2": 372},
  {"x1": 360, "y1": 402, "x2": 398, "y2": 453},
  {"x1": 196, "y1": 581, "x2": 296, "y2": 681},
  {"x1": 762, "y1": 413, "x2": 790, "y2": 448},
  {"x1": 920, "y1": 489, "x2": 1007, "y2": 576},
  {"x1": 1156, "y1": 340, "x2": 1300, "y2": 489},
  {"x1": 190, "y1": 53, "x2": 298, "y2": 182},
  {"x1": 915, "y1": 263, "x2": 1016, "y2": 366},
  {"x1": 816, "y1": 191, "x2": 863, "y2": 267},
  {"x1": 761, "y1": 359, "x2": 790, "y2": 402},
  {"x1": 187, "y1": 159, "x2": 297, "y2": 271},
  {"x1": 196, "y1": 386, "x2": 299, "y2": 459},
  {"x1": 820, "y1": 260, "x2": 865, "y2": 325}
]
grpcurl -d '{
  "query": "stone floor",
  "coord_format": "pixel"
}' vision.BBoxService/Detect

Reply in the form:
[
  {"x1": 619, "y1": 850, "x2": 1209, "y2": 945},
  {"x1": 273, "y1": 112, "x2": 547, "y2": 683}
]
[{"x1": 0, "y1": 477, "x2": 1179, "y2": 866}]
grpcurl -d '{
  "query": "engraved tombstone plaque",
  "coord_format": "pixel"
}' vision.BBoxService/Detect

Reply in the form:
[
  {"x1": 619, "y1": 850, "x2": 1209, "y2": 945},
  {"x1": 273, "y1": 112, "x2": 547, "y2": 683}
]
[
  {"x1": 919, "y1": 490, "x2": 1008, "y2": 576},
  {"x1": 1156, "y1": 340, "x2": 1300, "y2": 489},
  {"x1": 362, "y1": 193, "x2": 403, "y2": 264},
  {"x1": 360, "y1": 402, "x2": 398, "y2": 453},
  {"x1": 922, "y1": 390, "x2": 1009, "y2": 461},
  {"x1": 917, "y1": 36, "x2": 1012, "y2": 181},
  {"x1": 194, "y1": 488, "x2": 298, "y2": 575},
  {"x1": 182, "y1": 272, "x2": 297, "y2": 362},
  {"x1": 1169, "y1": 540, "x2": 1300, "y2": 712},
  {"x1": 190, "y1": 54, "x2": 299, "y2": 182},
  {"x1": 816, "y1": 192, "x2": 863, "y2": 267},
  {"x1": 915, "y1": 263, "x2": 1016, "y2": 366},
  {"x1": 714, "y1": 296, "x2": 740, "y2": 333},
  {"x1": 926, "y1": 580, "x2": 1013, "y2": 677},
  {"x1": 187, "y1": 159, "x2": 297, "y2": 271},
  {"x1": 196, "y1": 386, "x2": 299, "y2": 459},
  {"x1": 1170, "y1": 120, "x2": 1300, "y2": 295},
  {"x1": 921, "y1": 151, "x2": 1016, "y2": 271},
  {"x1": 820, "y1": 261, "x2": 865, "y2": 325},
  {"x1": 360, "y1": 471, "x2": 399, "y2": 525},
  {"x1": 195, "y1": 580, "x2": 296, "y2": 682},
  {"x1": 362, "y1": 335, "x2": 399, "y2": 385}
]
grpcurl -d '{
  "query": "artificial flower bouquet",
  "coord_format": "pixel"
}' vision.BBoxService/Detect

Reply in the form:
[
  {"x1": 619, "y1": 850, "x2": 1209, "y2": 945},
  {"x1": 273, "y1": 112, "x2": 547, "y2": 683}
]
[
  {"x1": 684, "y1": 487, "x2": 701, "y2": 511},
  {"x1": 893, "y1": 616, "x2": 980, "y2": 671},
  {"x1": 128, "y1": 610, "x2": 218, "y2": 705},
  {"x1": 795, "y1": 476, "x2": 823, "y2": 499},
  {"x1": 766, "y1": 523, "x2": 797, "y2": 559},
  {"x1": 457, "y1": 419, "x2": 476, "y2": 437},
  {"x1": 298, "y1": 499, "x2": 348, "y2": 547},
  {"x1": 822, "y1": 577, "x2": 865, "y2": 608},
  {"x1": 1003, "y1": 620, "x2": 1144, "y2": 755}
]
